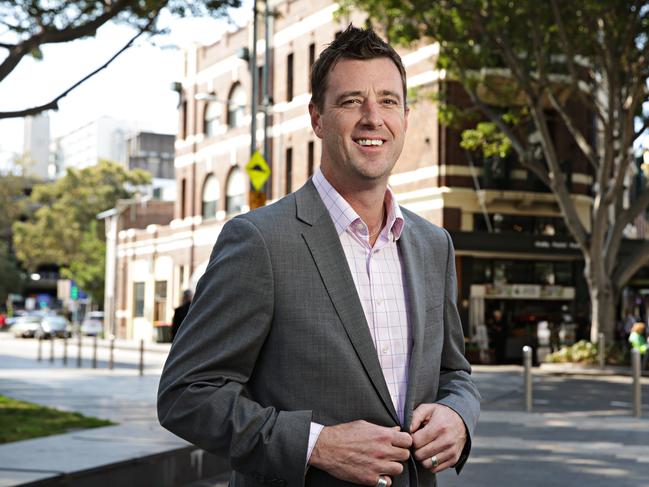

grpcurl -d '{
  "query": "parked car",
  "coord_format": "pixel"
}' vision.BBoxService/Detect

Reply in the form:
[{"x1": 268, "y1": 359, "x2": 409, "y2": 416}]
[
  {"x1": 12, "y1": 315, "x2": 44, "y2": 338},
  {"x1": 37, "y1": 316, "x2": 72, "y2": 339},
  {"x1": 80, "y1": 311, "x2": 104, "y2": 337}
]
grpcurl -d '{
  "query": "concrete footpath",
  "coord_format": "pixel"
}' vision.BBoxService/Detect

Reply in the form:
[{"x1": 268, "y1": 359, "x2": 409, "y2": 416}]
[{"x1": 1, "y1": 333, "x2": 648, "y2": 486}]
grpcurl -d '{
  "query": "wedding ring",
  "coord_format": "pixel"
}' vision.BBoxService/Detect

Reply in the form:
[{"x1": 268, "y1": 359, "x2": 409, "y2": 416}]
[
  {"x1": 431, "y1": 455, "x2": 439, "y2": 468},
  {"x1": 375, "y1": 476, "x2": 388, "y2": 487}
]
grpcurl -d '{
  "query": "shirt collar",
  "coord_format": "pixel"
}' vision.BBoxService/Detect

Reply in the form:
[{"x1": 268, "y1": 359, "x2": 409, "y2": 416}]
[{"x1": 312, "y1": 167, "x2": 405, "y2": 240}]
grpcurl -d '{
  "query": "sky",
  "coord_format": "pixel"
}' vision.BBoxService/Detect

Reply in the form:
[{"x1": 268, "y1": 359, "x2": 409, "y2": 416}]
[{"x1": 0, "y1": 2, "x2": 252, "y2": 169}]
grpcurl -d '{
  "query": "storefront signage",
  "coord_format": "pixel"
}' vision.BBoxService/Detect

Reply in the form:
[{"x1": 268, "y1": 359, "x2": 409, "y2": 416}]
[{"x1": 472, "y1": 283, "x2": 576, "y2": 300}]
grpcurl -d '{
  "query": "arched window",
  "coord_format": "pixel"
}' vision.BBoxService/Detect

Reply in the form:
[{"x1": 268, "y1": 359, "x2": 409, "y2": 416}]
[
  {"x1": 201, "y1": 174, "x2": 220, "y2": 220},
  {"x1": 227, "y1": 83, "x2": 246, "y2": 129},
  {"x1": 204, "y1": 101, "x2": 221, "y2": 137},
  {"x1": 226, "y1": 167, "x2": 245, "y2": 214}
]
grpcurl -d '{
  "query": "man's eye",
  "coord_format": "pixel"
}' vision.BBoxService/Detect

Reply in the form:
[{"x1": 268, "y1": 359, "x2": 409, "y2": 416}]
[
  {"x1": 342, "y1": 99, "x2": 361, "y2": 106},
  {"x1": 382, "y1": 99, "x2": 398, "y2": 105}
]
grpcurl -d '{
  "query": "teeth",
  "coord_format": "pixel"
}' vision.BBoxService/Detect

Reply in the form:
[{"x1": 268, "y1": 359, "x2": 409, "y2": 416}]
[{"x1": 357, "y1": 139, "x2": 384, "y2": 146}]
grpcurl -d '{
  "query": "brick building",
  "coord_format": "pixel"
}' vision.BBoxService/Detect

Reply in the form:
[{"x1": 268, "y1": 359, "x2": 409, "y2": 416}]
[{"x1": 111, "y1": 0, "x2": 601, "y2": 360}]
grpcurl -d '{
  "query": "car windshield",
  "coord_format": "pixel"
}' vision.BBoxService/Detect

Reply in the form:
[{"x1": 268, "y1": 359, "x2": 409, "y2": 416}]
[{"x1": 17, "y1": 316, "x2": 42, "y2": 323}]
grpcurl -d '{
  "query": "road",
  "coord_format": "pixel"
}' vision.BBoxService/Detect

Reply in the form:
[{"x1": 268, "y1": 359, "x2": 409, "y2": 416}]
[{"x1": 1, "y1": 334, "x2": 648, "y2": 486}]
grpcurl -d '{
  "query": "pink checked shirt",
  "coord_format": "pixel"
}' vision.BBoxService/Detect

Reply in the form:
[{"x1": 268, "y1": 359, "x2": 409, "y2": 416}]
[{"x1": 306, "y1": 168, "x2": 412, "y2": 462}]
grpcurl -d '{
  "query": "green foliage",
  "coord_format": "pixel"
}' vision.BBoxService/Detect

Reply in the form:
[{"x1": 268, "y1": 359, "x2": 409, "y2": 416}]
[
  {"x1": 0, "y1": 241, "x2": 24, "y2": 305},
  {"x1": 12, "y1": 160, "x2": 150, "y2": 302},
  {"x1": 460, "y1": 121, "x2": 512, "y2": 159},
  {"x1": 0, "y1": 394, "x2": 113, "y2": 444},
  {"x1": 544, "y1": 340, "x2": 630, "y2": 365}
]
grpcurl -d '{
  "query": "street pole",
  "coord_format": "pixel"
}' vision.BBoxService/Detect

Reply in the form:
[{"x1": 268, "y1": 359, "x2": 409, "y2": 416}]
[
  {"x1": 263, "y1": 0, "x2": 272, "y2": 196},
  {"x1": 139, "y1": 339, "x2": 145, "y2": 376},
  {"x1": 77, "y1": 333, "x2": 82, "y2": 368},
  {"x1": 49, "y1": 337, "x2": 54, "y2": 363},
  {"x1": 632, "y1": 349, "x2": 642, "y2": 418},
  {"x1": 523, "y1": 346, "x2": 533, "y2": 412},
  {"x1": 92, "y1": 335, "x2": 98, "y2": 369},
  {"x1": 250, "y1": 0, "x2": 259, "y2": 158},
  {"x1": 37, "y1": 336, "x2": 42, "y2": 362},
  {"x1": 109, "y1": 336, "x2": 115, "y2": 370},
  {"x1": 63, "y1": 336, "x2": 68, "y2": 366},
  {"x1": 598, "y1": 332, "x2": 605, "y2": 369}
]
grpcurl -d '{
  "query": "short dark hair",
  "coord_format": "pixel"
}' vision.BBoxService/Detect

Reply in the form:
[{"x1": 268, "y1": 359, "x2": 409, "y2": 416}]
[{"x1": 310, "y1": 25, "x2": 407, "y2": 111}]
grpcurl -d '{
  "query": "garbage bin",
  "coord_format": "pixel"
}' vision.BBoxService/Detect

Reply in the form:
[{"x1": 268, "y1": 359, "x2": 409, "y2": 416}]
[{"x1": 154, "y1": 322, "x2": 172, "y2": 343}]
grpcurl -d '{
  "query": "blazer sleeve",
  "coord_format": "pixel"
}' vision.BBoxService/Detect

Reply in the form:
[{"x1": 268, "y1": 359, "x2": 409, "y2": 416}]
[
  {"x1": 157, "y1": 217, "x2": 312, "y2": 486},
  {"x1": 434, "y1": 228, "x2": 481, "y2": 473}
]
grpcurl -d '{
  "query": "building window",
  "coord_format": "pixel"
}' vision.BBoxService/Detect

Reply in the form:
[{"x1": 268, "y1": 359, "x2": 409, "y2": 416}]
[
  {"x1": 285, "y1": 147, "x2": 293, "y2": 194},
  {"x1": 307, "y1": 141, "x2": 314, "y2": 177},
  {"x1": 226, "y1": 167, "x2": 245, "y2": 214},
  {"x1": 308, "y1": 43, "x2": 315, "y2": 70},
  {"x1": 201, "y1": 174, "x2": 220, "y2": 220},
  {"x1": 180, "y1": 178, "x2": 186, "y2": 219},
  {"x1": 133, "y1": 282, "x2": 145, "y2": 318},
  {"x1": 287, "y1": 52, "x2": 294, "y2": 102},
  {"x1": 154, "y1": 281, "x2": 167, "y2": 323},
  {"x1": 227, "y1": 83, "x2": 246, "y2": 129},
  {"x1": 204, "y1": 100, "x2": 221, "y2": 137},
  {"x1": 181, "y1": 100, "x2": 187, "y2": 139}
]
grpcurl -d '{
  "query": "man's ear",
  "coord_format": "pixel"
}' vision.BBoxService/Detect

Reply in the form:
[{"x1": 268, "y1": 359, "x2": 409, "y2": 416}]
[{"x1": 309, "y1": 102, "x2": 323, "y2": 139}]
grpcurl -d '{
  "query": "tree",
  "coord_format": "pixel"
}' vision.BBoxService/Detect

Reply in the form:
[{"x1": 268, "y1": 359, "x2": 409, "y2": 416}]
[
  {"x1": 12, "y1": 160, "x2": 151, "y2": 303},
  {"x1": 347, "y1": 0, "x2": 649, "y2": 342},
  {"x1": 0, "y1": 0, "x2": 241, "y2": 119}
]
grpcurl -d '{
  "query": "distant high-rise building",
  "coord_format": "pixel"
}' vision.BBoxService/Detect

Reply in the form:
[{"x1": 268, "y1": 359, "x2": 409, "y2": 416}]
[
  {"x1": 51, "y1": 116, "x2": 134, "y2": 176},
  {"x1": 23, "y1": 113, "x2": 51, "y2": 179},
  {"x1": 124, "y1": 131, "x2": 176, "y2": 201}
]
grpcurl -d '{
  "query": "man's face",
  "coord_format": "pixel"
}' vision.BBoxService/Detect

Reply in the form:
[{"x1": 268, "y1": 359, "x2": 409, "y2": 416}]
[{"x1": 309, "y1": 57, "x2": 409, "y2": 189}]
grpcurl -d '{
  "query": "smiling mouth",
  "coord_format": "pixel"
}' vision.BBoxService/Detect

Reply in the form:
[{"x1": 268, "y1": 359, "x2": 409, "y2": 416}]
[{"x1": 354, "y1": 138, "x2": 385, "y2": 146}]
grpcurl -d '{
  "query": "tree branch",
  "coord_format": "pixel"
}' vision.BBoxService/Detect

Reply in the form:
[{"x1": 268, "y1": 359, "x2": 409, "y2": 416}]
[
  {"x1": 0, "y1": 0, "x2": 135, "y2": 84},
  {"x1": 547, "y1": 90, "x2": 598, "y2": 171},
  {"x1": 0, "y1": 15, "x2": 157, "y2": 120},
  {"x1": 613, "y1": 240, "x2": 649, "y2": 289},
  {"x1": 606, "y1": 189, "x2": 649, "y2": 274}
]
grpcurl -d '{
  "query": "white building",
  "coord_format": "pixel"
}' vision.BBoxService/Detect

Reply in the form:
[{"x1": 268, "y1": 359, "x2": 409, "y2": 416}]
[{"x1": 23, "y1": 113, "x2": 51, "y2": 179}]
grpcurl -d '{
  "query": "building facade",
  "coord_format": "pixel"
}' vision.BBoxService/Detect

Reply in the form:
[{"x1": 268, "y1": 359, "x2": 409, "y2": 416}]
[{"x1": 112, "y1": 0, "x2": 641, "y2": 362}]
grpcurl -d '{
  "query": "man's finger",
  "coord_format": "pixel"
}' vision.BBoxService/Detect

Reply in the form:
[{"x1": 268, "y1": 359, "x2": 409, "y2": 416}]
[
  {"x1": 390, "y1": 431, "x2": 413, "y2": 449},
  {"x1": 410, "y1": 403, "x2": 434, "y2": 432}
]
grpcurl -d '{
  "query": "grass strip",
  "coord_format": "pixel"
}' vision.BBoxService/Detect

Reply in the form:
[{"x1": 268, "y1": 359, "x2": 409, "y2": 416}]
[{"x1": 0, "y1": 394, "x2": 114, "y2": 444}]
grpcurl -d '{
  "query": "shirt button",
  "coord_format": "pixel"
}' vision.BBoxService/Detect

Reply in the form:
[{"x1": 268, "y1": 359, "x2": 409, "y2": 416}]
[
  {"x1": 381, "y1": 345, "x2": 390, "y2": 354},
  {"x1": 376, "y1": 298, "x2": 383, "y2": 306}
]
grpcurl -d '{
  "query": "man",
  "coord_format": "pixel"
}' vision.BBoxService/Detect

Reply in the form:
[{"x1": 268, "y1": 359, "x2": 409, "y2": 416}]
[
  {"x1": 170, "y1": 289, "x2": 192, "y2": 341},
  {"x1": 158, "y1": 25, "x2": 480, "y2": 487}
]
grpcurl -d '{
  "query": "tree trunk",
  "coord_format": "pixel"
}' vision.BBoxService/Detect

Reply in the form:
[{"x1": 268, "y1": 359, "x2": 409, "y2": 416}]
[{"x1": 588, "y1": 281, "x2": 617, "y2": 344}]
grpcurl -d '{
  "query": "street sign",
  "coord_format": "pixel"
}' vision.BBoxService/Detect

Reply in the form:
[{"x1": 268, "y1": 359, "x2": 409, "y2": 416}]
[{"x1": 245, "y1": 151, "x2": 271, "y2": 191}]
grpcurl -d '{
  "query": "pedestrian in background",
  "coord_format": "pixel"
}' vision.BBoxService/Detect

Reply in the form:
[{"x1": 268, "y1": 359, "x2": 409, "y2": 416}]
[
  {"x1": 158, "y1": 25, "x2": 480, "y2": 487},
  {"x1": 170, "y1": 290, "x2": 192, "y2": 341},
  {"x1": 628, "y1": 321, "x2": 647, "y2": 369}
]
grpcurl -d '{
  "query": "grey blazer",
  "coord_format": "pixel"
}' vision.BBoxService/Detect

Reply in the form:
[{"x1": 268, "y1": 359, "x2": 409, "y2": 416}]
[{"x1": 157, "y1": 180, "x2": 480, "y2": 487}]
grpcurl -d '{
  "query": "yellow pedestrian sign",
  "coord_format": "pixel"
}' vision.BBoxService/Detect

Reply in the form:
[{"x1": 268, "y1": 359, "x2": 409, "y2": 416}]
[{"x1": 246, "y1": 151, "x2": 271, "y2": 191}]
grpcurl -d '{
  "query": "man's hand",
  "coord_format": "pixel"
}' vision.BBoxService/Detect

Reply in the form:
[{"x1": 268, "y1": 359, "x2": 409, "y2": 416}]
[
  {"x1": 309, "y1": 420, "x2": 412, "y2": 486},
  {"x1": 409, "y1": 404, "x2": 467, "y2": 473}
]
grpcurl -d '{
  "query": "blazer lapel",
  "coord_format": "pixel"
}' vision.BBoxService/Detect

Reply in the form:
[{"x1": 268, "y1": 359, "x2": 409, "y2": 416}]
[
  {"x1": 398, "y1": 217, "x2": 428, "y2": 429},
  {"x1": 296, "y1": 182, "x2": 400, "y2": 425}
]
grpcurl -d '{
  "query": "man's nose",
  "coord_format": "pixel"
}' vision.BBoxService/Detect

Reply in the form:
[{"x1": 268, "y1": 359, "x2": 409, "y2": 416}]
[{"x1": 360, "y1": 99, "x2": 383, "y2": 128}]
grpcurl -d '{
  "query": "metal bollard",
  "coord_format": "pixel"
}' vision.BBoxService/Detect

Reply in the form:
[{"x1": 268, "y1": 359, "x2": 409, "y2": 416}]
[
  {"x1": 523, "y1": 346, "x2": 533, "y2": 412},
  {"x1": 632, "y1": 349, "x2": 642, "y2": 418},
  {"x1": 139, "y1": 339, "x2": 144, "y2": 376},
  {"x1": 598, "y1": 333, "x2": 605, "y2": 369},
  {"x1": 109, "y1": 336, "x2": 115, "y2": 370},
  {"x1": 77, "y1": 333, "x2": 82, "y2": 368},
  {"x1": 63, "y1": 336, "x2": 68, "y2": 366},
  {"x1": 37, "y1": 336, "x2": 43, "y2": 362},
  {"x1": 49, "y1": 337, "x2": 54, "y2": 363},
  {"x1": 92, "y1": 335, "x2": 98, "y2": 369}
]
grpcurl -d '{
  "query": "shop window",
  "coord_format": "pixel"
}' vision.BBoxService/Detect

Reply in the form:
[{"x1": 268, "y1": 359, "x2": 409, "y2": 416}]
[
  {"x1": 554, "y1": 262, "x2": 573, "y2": 286},
  {"x1": 201, "y1": 174, "x2": 220, "y2": 220},
  {"x1": 133, "y1": 282, "x2": 145, "y2": 317},
  {"x1": 226, "y1": 167, "x2": 245, "y2": 214},
  {"x1": 154, "y1": 281, "x2": 167, "y2": 323}
]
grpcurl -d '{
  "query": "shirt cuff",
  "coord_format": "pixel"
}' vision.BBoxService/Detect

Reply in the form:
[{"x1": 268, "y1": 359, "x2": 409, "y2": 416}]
[{"x1": 306, "y1": 421, "x2": 325, "y2": 468}]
